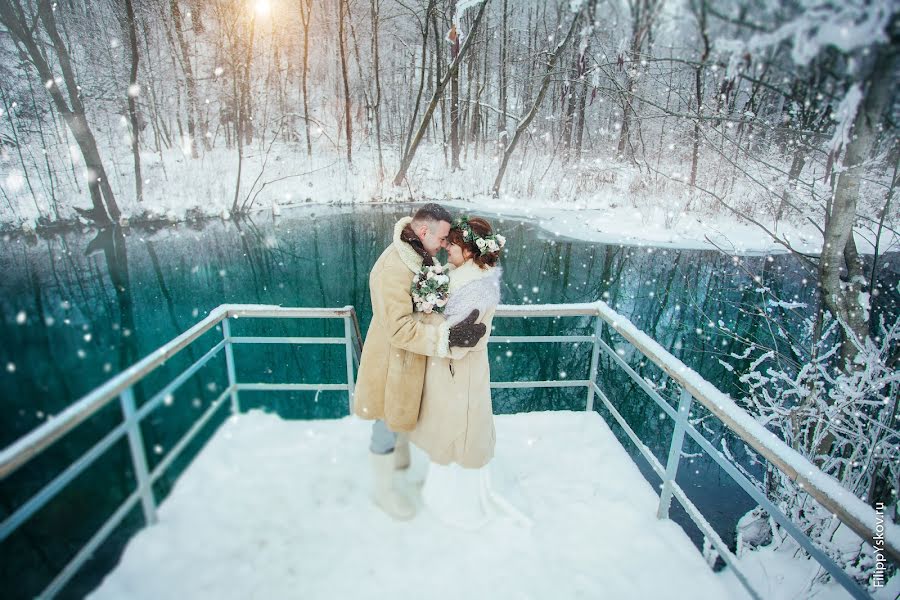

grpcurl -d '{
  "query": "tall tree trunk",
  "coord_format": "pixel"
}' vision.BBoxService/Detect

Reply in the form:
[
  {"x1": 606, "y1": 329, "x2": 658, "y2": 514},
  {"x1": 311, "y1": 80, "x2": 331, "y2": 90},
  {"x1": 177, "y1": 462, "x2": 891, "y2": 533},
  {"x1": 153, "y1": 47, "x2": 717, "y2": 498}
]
[
  {"x1": 573, "y1": 0, "x2": 596, "y2": 160},
  {"x1": 299, "y1": 0, "x2": 312, "y2": 156},
  {"x1": 337, "y1": 0, "x2": 353, "y2": 163},
  {"x1": 616, "y1": 67, "x2": 636, "y2": 158},
  {"x1": 449, "y1": 0, "x2": 461, "y2": 171},
  {"x1": 616, "y1": 0, "x2": 659, "y2": 162},
  {"x1": 170, "y1": 0, "x2": 201, "y2": 157},
  {"x1": 689, "y1": 0, "x2": 710, "y2": 189},
  {"x1": 403, "y1": 1, "x2": 435, "y2": 158},
  {"x1": 776, "y1": 149, "x2": 806, "y2": 222},
  {"x1": 493, "y1": 7, "x2": 582, "y2": 196},
  {"x1": 124, "y1": 0, "x2": 143, "y2": 202},
  {"x1": 574, "y1": 80, "x2": 588, "y2": 157},
  {"x1": 371, "y1": 0, "x2": 384, "y2": 178},
  {"x1": 498, "y1": 0, "x2": 508, "y2": 141},
  {"x1": 820, "y1": 46, "x2": 897, "y2": 368},
  {"x1": 232, "y1": 13, "x2": 256, "y2": 213},
  {"x1": 561, "y1": 53, "x2": 579, "y2": 161},
  {"x1": 393, "y1": 0, "x2": 489, "y2": 187},
  {"x1": 432, "y1": 10, "x2": 448, "y2": 164}
]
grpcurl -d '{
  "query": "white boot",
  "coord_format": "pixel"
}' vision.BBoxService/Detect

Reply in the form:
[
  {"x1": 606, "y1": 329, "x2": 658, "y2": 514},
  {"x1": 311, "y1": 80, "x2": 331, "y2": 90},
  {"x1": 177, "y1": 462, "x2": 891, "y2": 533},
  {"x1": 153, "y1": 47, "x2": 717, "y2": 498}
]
[
  {"x1": 394, "y1": 433, "x2": 411, "y2": 470},
  {"x1": 370, "y1": 451, "x2": 416, "y2": 521}
]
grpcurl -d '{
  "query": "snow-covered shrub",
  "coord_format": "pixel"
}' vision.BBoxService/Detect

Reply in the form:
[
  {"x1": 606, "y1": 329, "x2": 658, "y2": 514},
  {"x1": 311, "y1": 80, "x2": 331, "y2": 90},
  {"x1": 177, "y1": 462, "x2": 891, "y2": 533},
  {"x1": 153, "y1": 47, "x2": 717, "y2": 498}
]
[{"x1": 729, "y1": 310, "x2": 900, "y2": 586}]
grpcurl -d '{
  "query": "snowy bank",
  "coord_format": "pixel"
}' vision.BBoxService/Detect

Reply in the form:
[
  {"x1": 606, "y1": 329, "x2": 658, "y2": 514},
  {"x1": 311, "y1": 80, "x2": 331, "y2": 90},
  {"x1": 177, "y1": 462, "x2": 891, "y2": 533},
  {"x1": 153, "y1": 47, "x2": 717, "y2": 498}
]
[{"x1": 4, "y1": 144, "x2": 896, "y2": 255}]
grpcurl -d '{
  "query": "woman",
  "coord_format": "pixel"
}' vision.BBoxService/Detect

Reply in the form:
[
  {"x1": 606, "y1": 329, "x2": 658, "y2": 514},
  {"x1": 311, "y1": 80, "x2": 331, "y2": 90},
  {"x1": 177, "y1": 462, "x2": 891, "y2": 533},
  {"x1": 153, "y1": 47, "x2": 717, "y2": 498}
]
[{"x1": 409, "y1": 216, "x2": 513, "y2": 529}]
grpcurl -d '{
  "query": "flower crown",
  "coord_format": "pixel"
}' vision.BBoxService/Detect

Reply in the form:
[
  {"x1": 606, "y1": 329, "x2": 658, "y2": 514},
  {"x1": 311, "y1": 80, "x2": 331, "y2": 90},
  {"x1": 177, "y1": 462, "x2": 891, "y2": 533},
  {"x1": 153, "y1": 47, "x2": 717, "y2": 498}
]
[{"x1": 452, "y1": 216, "x2": 506, "y2": 256}]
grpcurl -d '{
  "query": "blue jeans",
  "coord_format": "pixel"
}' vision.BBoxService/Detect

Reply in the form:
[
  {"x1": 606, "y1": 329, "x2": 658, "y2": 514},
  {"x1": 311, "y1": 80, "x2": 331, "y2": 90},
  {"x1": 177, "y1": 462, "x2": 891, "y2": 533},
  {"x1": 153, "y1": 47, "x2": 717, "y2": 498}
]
[{"x1": 369, "y1": 419, "x2": 397, "y2": 454}]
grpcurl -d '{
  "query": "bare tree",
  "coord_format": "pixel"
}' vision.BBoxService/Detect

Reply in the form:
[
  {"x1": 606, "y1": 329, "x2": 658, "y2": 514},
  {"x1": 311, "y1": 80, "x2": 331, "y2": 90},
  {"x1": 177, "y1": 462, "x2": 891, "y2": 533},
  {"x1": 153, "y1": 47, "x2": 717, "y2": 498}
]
[
  {"x1": 298, "y1": 0, "x2": 313, "y2": 156},
  {"x1": 371, "y1": 0, "x2": 385, "y2": 178},
  {"x1": 688, "y1": 0, "x2": 710, "y2": 188},
  {"x1": 123, "y1": 0, "x2": 143, "y2": 202},
  {"x1": 170, "y1": 0, "x2": 202, "y2": 157},
  {"x1": 0, "y1": 0, "x2": 121, "y2": 224},
  {"x1": 393, "y1": 0, "x2": 490, "y2": 187},
  {"x1": 449, "y1": 0, "x2": 461, "y2": 170},
  {"x1": 616, "y1": 0, "x2": 661, "y2": 162},
  {"x1": 497, "y1": 0, "x2": 508, "y2": 140},
  {"x1": 337, "y1": 0, "x2": 353, "y2": 164},
  {"x1": 493, "y1": 5, "x2": 583, "y2": 196}
]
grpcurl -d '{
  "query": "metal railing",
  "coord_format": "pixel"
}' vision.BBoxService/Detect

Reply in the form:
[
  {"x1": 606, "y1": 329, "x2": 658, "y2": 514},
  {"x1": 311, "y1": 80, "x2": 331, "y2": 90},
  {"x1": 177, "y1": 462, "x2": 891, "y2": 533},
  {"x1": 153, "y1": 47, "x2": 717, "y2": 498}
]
[
  {"x1": 491, "y1": 302, "x2": 897, "y2": 600},
  {"x1": 1, "y1": 301, "x2": 896, "y2": 599},
  {"x1": 0, "y1": 304, "x2": 362, "y2": 599}
]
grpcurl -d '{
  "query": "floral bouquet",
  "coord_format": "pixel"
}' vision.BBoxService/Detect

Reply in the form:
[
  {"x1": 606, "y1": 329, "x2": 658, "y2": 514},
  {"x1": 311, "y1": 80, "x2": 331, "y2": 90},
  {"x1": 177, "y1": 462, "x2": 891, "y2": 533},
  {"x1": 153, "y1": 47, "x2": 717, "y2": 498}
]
[{"x1": 411, "y1": 264, "x2": 450, "y2": 314}]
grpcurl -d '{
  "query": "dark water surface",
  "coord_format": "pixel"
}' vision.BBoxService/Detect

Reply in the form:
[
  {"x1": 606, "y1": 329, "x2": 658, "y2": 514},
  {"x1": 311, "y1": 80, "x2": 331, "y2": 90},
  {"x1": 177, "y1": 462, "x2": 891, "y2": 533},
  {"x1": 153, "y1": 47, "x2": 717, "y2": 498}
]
[{"x1": 1, "y1": 204, "x2": 897, "y2": 598}]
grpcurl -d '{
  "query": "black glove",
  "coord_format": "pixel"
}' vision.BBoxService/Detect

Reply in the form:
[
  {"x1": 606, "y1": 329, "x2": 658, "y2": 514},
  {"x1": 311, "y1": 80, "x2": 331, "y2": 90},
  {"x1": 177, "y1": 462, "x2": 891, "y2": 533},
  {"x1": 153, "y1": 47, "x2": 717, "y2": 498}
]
[{"x1": 448, "y1": 310, "x2": 487, "y2": 348}]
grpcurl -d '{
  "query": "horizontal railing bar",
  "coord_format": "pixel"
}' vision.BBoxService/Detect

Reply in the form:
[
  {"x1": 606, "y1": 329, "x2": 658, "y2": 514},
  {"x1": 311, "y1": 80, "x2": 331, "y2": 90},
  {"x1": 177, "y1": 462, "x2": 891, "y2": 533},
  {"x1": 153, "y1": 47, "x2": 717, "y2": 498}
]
[
  {"x1": 0, "y1": 421, "x2": 129, "y2": 544},
  {"x1": 488, "y1": 335, "x2": 595, "y2": 343},
  {"x1": 225, "y1": 305, "x2": 354, "y2": 319},
  {"x1": 594, "y1": 300, "x2": 900, "y2": 562},
  {"x1": 490, "y1": 380, "x2": 589, "y2": 389},
  {"x1": 228, "y1": 336, "x2": 347, "y2": 345},
  {"x1": 494, "y1": 303, "x2": 600, "y2": 318},
  {"x1": 150, "y1": 388, "x2": 232, "y2": 483},
  {"x1": 0, "y1": 306, "x2": 230, "y2": 481},
  {"x1": 40, "y1": 490, "x2": 142, "y2": 599},
  {"x1": 136, "y1": 340, "x2": 226, "y2": 422},
  {"x1": 235, "y1": 383, "x2": 350, "y2": 392}
]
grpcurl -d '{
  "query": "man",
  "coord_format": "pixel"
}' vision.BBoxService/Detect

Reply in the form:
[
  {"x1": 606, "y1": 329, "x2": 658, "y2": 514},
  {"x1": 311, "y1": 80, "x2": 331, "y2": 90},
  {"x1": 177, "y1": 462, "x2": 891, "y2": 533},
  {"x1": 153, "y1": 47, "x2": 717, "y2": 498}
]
[{"x1": 354, "y1": 203, "x2": 487, "y2": 520}]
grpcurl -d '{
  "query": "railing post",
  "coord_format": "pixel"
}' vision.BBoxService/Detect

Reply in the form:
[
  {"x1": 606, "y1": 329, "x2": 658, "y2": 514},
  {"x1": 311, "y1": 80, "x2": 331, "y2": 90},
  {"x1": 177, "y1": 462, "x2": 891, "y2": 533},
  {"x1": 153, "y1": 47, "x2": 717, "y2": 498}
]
[
  {"x1": 223, "y1": 317, "x2": 240, "y2": 415},
  {"x1": 585, "y1": 313, "x2": 603, "y2": 412},
  {"x1": 119, "y1": 387, "x2": 157, "y2": 526},
  {"x1": 657, "y1": 387, "x2": 694, "y2": 520},
  {"x1": 344, "y1": 316, "x2": 356, "y2": 415}
]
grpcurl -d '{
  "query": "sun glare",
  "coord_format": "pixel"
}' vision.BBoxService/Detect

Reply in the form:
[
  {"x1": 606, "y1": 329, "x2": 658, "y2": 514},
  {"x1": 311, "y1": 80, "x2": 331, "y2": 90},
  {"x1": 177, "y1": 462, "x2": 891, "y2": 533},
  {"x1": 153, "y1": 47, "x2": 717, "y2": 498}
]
[{"x1": 254, "y1": 0, "x2": 271, "y2": 16}]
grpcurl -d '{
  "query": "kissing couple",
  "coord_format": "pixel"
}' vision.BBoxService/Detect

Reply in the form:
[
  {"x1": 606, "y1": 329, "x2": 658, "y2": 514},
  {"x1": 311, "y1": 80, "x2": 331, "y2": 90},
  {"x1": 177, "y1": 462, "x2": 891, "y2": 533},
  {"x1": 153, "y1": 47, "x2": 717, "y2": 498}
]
[{"x1": 354, "y1": 203, "x2": 520, "y2": 528}]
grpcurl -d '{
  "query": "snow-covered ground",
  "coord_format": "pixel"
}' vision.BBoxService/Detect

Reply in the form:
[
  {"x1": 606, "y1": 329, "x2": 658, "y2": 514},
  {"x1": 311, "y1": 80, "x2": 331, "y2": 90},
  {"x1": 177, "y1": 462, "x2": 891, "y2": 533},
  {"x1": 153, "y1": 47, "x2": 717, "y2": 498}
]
[
  {"x1": 6, "y1": 144, "x2": 895, "y2": 255},
  {"x1": 88, "y1": 410, "x2": 737, "y2": 599}
]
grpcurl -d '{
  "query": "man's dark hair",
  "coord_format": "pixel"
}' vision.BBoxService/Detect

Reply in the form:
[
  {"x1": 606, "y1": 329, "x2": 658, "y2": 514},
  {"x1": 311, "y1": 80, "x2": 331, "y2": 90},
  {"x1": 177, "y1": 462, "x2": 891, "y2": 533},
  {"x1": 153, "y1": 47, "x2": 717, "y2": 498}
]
[{"x1": 412, "y1": 203, "x2": 452, "y2": 225}]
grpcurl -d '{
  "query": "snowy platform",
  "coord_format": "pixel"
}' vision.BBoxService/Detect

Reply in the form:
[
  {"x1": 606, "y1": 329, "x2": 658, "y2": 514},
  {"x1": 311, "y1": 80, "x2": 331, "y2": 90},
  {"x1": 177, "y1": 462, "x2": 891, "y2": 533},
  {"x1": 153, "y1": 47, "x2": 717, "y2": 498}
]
[{"x1": 89, "y1": 410, "x2": 742, "y2": 599}]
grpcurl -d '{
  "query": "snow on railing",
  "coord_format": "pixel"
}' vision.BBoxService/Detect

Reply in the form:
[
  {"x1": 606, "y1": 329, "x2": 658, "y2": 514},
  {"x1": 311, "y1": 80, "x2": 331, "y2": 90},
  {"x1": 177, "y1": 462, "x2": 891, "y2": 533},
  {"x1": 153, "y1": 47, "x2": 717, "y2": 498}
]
[{"x1": 592, "y1": 299, "x2": 900, "y2": 565}]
